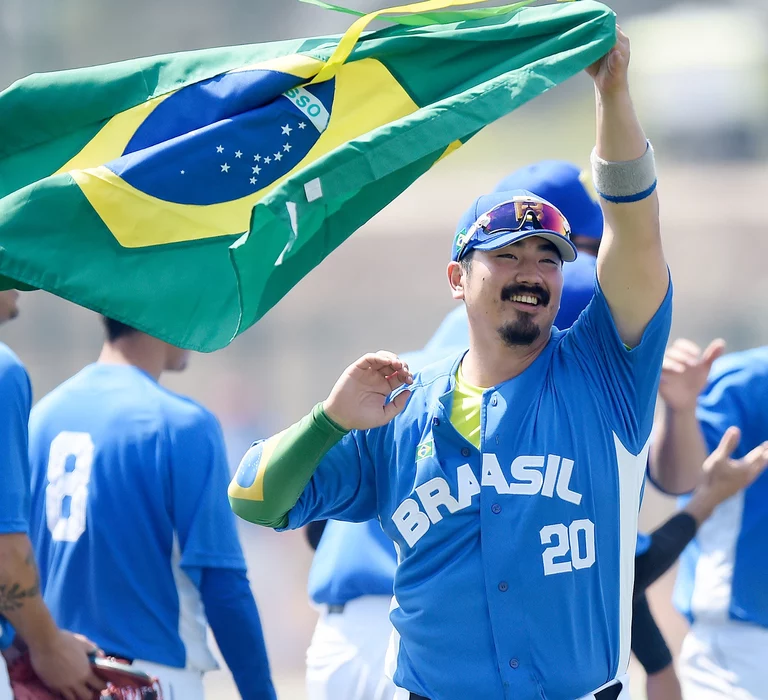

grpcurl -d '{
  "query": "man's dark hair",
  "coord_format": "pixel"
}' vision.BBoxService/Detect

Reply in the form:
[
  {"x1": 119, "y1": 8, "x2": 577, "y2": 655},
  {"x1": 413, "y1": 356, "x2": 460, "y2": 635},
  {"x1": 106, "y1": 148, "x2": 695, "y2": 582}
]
[
  {"x1": 459, "y1": 250, "x2": 474, "y2": 274},
  {"x1": 102, "y1": 316, "x2": 139, "y2": 341}
]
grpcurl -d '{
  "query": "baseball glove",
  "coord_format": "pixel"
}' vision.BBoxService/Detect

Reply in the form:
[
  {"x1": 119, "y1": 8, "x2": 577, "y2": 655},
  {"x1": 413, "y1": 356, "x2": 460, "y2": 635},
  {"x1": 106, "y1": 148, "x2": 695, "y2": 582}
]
[{"x1": 8, "y1": 653, "x2": 163, "y2": 700}]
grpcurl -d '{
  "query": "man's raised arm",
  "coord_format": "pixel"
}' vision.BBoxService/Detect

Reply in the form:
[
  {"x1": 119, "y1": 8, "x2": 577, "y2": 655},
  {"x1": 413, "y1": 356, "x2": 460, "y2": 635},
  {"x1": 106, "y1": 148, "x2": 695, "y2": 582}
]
[{"x1": 588, "y1": 28, "x2": 669, "y2": 348}]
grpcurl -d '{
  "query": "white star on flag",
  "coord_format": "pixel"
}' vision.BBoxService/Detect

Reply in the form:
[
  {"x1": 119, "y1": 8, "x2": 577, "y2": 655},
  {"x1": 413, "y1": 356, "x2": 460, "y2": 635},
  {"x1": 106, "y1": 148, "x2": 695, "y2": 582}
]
[
  {"x1": 283, "y1": 143, "x2": 292, "y2": 152},
  {"x1": 281, "y1": 124, "x2": 292, "y2": 135},
  {"x1": 235, "y1": 150, "x2": 243, "y2": 158},
  {"x1": 298, "y1": 122, "x2": 306, "y2": 129},
  {"x1": 252, "y1": 166, "x2": 261, "y2": 174},
  {"x1": 216, "y1": 145, "x2": 224, "y2": 153},
  {"x1": 274, "y1": 152, "x2": 283, "y2": 161},
  {"x1": 264, "y1": 156, "x2": 271, "y2": 164},
  {"x1": 180, "y1": 170, "x2": 185, "y2": 175},
  {"x1": 250, "y1": 177, "x2": 257, "y2": 185},
  {"x1": 254, "y1": 154, "x2": 261, "y2": 162},
  {"x1": 221, "y1": 163, "x2": 230, "y2": 172}
]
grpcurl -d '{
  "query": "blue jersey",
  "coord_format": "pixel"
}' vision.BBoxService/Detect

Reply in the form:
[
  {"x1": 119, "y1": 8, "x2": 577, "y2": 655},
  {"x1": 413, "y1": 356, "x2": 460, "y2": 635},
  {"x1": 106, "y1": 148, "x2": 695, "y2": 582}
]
[
  {"x1": 286, "y1": 282, "x2": 673, "y2": 700},
  {"x1": 27, "y1": 364, "x2": 248, "y2": 669},
  {"x1": 0, "y1": 342, "x2": 32, "y2": 649},
  {"x1": 673, "y1": 347, "x2": 768, "y2": 628},
  {"x1": 308, "y1": 256, "x2": 600, "y2": 609}
]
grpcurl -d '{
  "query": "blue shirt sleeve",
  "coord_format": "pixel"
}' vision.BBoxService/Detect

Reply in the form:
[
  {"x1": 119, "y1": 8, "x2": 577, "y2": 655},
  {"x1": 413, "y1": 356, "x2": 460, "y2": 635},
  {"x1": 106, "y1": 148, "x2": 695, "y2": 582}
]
[
  {"x1": 197, "y1": 567, "x2": 277, "y2": 700},
  {"x1": 168, "y1": 408, "x2": 248, "y2": 571},
  {"x1": 0, "y1": 346, "x2": 32, "y2": 534},
  {"x1": 285, "y1": 429, "x2": 379, "y2": 530},
  {"x1": 696, "y1": 352, "x2": 768, "y2": 457},
  {"x1": 561, "y1": 275, "x2": 673, "y2": 453}
]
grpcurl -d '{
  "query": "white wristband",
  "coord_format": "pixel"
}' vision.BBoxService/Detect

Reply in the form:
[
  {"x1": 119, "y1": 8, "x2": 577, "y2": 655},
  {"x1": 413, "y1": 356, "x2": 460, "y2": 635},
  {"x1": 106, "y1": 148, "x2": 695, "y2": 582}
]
[{"x1": 590, "y1": 141, "x2": 657, "y2": 203}]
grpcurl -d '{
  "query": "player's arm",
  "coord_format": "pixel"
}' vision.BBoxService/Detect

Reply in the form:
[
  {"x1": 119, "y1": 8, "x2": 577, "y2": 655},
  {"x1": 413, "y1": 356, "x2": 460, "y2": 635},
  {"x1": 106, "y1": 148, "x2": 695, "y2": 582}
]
[
  {"x1": 171, "y1": 411, "x2": 277, "y2": 699},
  {"x1": 636, "y1": 427, "x2": 768, "y2": 595},
  {"x1": 650, "y1": 339, "x2": 726, "y2": 494},
  {"x1": 631, "y1": 593, "x2": 681, "y2": 700},
  {"x1": 194, "y1": 567, "x2": 276, "y2": 700},
  {"x1": 0, "y1": 361, "x2": 105, "y2": 700},
  {"x1": 229, "y1": 352, "x2": 412, "y2": 528},
  {"x1": 587, "y1": 28, "x2": 669, "y2": 348}
]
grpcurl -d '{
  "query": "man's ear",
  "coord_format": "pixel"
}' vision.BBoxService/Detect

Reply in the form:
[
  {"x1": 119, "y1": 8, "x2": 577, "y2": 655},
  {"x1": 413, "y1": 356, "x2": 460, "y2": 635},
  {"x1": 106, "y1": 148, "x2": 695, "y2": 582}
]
[{"x1": 447, "y1": 261, "x2": 465, "y2": 301}]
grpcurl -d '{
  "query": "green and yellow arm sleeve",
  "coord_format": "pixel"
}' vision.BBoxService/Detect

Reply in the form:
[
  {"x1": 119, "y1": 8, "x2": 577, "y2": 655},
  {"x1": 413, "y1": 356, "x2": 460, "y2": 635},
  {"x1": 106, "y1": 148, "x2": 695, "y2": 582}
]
[{"x1": 228, "y1": 403, "x2": 348, "y2": 529}]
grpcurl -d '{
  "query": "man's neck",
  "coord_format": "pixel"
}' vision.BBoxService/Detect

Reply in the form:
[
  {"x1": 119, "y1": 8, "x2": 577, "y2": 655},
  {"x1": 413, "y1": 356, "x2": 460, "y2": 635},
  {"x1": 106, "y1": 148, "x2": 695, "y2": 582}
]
[
  {"x1": 97, "y1": 338, "x2": 165, "y2": 381},
  {"x1": 460, "y1": 331, "x2": 551, "y2": 388}
]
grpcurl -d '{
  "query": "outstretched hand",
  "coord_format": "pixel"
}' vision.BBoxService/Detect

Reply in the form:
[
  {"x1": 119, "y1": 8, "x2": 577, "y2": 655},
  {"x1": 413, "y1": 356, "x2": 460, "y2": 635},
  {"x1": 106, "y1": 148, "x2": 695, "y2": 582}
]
[
  {"x1": 323, "y1": 351, "x2": 413, "y2": 431},
  {"x1": 700, "y1": 427, "x2": 768, "y2": 505},
  {"x1": 659, "y1": 338, "x2": 726, "y2": 412},
  {"x1": 585, "y1": 25, "x2": 630, "y2": 95}
]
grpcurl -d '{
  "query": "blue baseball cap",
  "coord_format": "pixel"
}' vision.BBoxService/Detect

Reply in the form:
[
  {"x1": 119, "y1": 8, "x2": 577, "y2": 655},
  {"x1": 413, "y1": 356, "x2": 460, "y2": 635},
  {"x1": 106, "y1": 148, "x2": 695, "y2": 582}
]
[
  {"x1": 555, "y1": 251, "x2": 597, "y2": 329},
  {"x1": 494, "y1": 161, "x2": 603, "y2": 241},
  {"x1": 452, "y1": 190, "x2": 577, "y2": 263}
]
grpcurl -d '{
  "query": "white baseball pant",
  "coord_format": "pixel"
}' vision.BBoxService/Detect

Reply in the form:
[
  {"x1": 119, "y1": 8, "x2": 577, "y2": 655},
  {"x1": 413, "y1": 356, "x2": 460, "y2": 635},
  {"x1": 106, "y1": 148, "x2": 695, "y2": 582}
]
[
  {"x1": 679, "y1": 620, "x2": 768, "y2": 700},
  {"x1": 307, "y1": 595, "x2": 398, "y2": 700}
]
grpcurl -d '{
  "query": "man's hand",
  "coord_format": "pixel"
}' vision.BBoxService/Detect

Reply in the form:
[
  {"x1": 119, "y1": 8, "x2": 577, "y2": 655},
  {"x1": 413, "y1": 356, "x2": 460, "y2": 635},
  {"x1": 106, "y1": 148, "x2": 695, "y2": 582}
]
[
  {"x1": 586, "y1": 26, "x2": 630, "y2": 95},
  {"x1": 29, "y1": 630, "x2": 106, "y2": 700},
  {"x1": 660, "y1": 338, "x2": 726, "y2": 412},
  {"x1": 685, "y1": 427, "x2": 768, "y2": 525},
  {"x1": 323, "y1": 351, "x2": 413, "y2": 431}
]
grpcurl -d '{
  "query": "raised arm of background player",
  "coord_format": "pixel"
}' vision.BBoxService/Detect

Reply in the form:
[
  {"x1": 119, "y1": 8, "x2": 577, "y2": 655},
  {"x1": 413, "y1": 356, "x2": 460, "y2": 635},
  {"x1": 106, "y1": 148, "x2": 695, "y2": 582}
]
[
  {"x1": 0, "y1": 347, "x2": 105, "y2": 700},
  {"x1": 635, "y1": 426, "x2": 768, "y2": 597},
  {"x1": 649, "y1": 338, "x2": 726, "y2": 494},
  {"x1": 586, "y1": 27, "x2": 669, "y2": 348},
  {"x1": 229, "y1": 352, "x2": 412, "y2": 527}
]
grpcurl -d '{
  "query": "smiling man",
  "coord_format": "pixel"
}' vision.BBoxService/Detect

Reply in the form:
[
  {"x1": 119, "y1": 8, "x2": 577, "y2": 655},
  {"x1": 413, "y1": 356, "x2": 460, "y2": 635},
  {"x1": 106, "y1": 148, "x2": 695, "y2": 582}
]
[{"x1": 230, "y1": 29, "x2": 672, "y2": 700}]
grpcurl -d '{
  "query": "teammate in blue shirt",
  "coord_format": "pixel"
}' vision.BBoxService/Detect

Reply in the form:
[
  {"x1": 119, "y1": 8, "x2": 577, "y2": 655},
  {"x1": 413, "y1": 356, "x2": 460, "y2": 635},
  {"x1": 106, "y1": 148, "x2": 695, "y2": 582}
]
[
  {"x1": 304, "y1": 162, "x2": 603, "y2": 700},
  {"x1": 0, "y1": 290, "x2": 106, "y2": 700},
  {"x1": 232, "y1": 31, "x2": 673, "y2": 700},
  {"x1": 27, "y1": 317, "x2": 276, "y2": 700},
  {"x1": 652, "y1": 338, "x2": 768, "y2": 699}
]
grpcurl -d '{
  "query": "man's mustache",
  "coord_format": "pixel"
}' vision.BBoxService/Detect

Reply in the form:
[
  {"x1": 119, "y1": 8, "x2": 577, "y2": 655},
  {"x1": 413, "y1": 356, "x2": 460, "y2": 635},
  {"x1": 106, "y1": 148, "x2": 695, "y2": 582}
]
[{"x1": 500, "y1": 284, "x2": 550, "y2": 307}]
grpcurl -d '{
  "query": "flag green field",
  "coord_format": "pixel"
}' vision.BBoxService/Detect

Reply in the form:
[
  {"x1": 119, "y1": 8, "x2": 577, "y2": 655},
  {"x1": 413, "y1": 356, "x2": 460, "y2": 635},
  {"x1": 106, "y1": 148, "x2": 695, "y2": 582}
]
[{"x1": 0, "y1": 0, "x2": 615, "y2": 351}]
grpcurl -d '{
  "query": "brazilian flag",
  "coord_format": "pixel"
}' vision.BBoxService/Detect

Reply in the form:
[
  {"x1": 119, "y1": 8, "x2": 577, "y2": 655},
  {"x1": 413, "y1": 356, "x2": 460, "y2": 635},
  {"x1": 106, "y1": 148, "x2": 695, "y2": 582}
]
[{"x1": 0, "y1": 0, "x2": 615, "y2": 351}]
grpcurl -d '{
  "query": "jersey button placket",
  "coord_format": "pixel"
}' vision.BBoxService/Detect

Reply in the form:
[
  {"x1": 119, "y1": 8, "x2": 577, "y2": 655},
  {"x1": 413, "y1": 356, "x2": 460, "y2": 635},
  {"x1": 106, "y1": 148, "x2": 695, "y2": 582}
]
[{"x1": 509, "y1": 658, "x2": 519, "y2": 669}]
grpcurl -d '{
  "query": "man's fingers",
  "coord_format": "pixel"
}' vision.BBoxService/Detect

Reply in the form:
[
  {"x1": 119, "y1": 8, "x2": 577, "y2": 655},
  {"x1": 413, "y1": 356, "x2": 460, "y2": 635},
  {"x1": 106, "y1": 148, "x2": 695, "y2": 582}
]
[
  {"x1": 661, "y1": 358, "x2": 687, "y2": 374},
  {"x1": 669, "y1": 338, "x2": 702, "y2": 357},
  {"x1": 353, "y1": 351, "x2": 403, "y2": 372},
  {"x1": 742, "y1": 441, "x2": 768, "y2": 478},
  {"x1": 713, "y1": 426, "x2": 741, "y2": 461},
  {"x1": 665, "y1": 346, "x2": 701, "y2": 366},
  {"x1": 386, "y1": 368, "x2": 413, "y2": 392},
  {"x1": 702, "y1": 338, "x2": 727, "y2": 367},
  {"x1": 86, "y1": 670, "x2": 107, "y2": 692},
  {"x1": 384, "y1": 389, "x2": 411, "y2": 420}
]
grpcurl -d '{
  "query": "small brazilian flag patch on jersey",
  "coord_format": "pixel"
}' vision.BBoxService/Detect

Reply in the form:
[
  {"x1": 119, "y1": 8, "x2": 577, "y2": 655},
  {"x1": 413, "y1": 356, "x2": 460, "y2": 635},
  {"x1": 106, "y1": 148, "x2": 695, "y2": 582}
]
[{"x1": 416, "y1": 438, "x2": 434, "y2": 462}]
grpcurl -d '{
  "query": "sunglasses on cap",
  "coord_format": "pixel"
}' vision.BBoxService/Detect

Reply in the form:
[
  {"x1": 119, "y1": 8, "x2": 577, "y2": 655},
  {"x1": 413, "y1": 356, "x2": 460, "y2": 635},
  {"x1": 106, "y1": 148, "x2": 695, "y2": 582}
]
[{"x1": 456, "y1": 196, "x2": 574, "y2": 262}]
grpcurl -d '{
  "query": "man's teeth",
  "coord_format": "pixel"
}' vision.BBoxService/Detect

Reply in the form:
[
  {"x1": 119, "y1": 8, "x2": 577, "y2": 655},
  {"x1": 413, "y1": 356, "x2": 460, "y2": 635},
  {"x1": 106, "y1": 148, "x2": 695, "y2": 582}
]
[{"x1": 511, "y1": 294, "x2": 539, "y2": 305}]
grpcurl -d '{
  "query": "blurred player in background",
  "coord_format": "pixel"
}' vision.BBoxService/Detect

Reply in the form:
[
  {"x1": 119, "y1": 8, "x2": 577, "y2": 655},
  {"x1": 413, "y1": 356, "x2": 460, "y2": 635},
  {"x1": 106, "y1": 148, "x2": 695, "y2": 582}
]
[
  {"x1": 0, "y1": 290, "x2": 106, "y2": 700},
  {"x1": 303, "y1": 159, "x2": 603, "y2": 700},
  {"x1": 633, "y1": 411, "x2": 768, "y2": 700},
  {"x1": 26, "y1": 317, "x2": 277, "y2": 700},
  {"x1": 652, "y1": 339, "x2": 768, "y2": 700}
]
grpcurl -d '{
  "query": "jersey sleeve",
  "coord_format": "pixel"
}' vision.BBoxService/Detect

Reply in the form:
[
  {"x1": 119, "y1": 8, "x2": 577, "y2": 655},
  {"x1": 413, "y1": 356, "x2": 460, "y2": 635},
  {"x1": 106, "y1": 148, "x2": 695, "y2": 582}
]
[
  {"x1": 284, "y1": 429, "x2": 379, "y2": 530},
  {"x1": 696, "y1": 358, "x2": 768, "y2": 457},
  {"x1": 562, "y1": 274, "x2": 673, "y2": 452},
  {"x1": 168, "y1": 408, "x2": 247, "y2": 571},
  {"x1": 0, "y1": 354, "x2": 32, "y2": 534}
]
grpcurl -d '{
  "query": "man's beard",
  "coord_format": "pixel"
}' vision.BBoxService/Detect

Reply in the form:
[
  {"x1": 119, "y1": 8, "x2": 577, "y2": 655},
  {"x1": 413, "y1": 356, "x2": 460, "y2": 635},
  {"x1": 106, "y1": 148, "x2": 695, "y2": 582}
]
[
  {"x1": 498, "y1": 315, "x2": 540, "y2": 347},
  {"x1": 497, "y1": 283, "x2": 549, "y2": 347}
]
